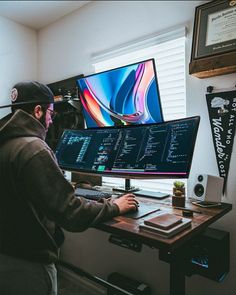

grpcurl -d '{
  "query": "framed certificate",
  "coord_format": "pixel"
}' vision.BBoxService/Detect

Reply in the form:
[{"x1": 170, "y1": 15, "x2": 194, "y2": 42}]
[{"x1": 189, "y1": 0, "x2": 236, "y2": 78}]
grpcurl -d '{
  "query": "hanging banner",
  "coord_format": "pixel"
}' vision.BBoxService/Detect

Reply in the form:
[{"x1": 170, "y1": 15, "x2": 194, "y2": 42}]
[{"x1": 206, "y1": 89, "x2": 236, "y2": 191}]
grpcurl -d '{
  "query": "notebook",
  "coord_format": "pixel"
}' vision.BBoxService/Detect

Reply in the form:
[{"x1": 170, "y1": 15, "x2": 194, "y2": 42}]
[
  {"x1": 139, "y1": 217, "x2": 192, "y2": 238},
  {"x1": 144, "y1": 212, "x2": 182, "y2": 230}
]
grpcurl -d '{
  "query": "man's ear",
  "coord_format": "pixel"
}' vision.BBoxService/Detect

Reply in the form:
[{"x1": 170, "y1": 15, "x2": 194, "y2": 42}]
[{"x1": 33, "y1": 105, "x2": 43, "y2": 119}]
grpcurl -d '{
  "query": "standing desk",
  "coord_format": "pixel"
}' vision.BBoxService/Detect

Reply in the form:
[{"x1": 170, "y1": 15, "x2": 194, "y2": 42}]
[{"x1": 95, "y1": 197, "x2": 232, "y2": 295}]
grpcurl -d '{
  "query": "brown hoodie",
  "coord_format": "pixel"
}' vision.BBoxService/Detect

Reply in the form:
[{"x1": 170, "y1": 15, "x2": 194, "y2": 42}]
[{"x1": 0, "y1": 110, "x2": 119, "y2": 263}]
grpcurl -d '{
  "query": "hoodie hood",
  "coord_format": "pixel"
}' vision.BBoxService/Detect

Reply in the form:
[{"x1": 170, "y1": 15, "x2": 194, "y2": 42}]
[{"x1": 0, "y1": 109, "x2": 46, "y2": 143}]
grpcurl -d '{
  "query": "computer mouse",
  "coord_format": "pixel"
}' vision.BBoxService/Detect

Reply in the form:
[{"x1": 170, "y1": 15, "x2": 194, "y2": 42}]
[{"x1": 134, "y1": 203, "x2": 139, "y2": 211}]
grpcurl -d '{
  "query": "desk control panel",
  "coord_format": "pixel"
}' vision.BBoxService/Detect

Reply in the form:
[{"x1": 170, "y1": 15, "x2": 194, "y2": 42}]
[{"x1": 109, "y1": 235, "x2": 142, "y2": 252}]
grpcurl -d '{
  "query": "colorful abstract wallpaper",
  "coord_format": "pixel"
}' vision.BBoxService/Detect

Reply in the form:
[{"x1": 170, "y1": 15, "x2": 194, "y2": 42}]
[{"x1": 77, "y1": 59, "x2": 163, "y2": 128}]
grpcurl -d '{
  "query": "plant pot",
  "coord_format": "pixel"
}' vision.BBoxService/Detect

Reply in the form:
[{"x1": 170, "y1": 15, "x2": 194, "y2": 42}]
[
  {"x1": 172, "y1": 195, "x2": 185, "y2": 207},
  {"x1": 173, "y1": 187, "x2": 185, "y2": 196}
]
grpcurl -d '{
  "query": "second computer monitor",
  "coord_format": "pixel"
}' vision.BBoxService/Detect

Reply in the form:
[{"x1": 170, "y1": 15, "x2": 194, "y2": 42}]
[{"x1": 77, "y1": 59, "x2": 163, "y2": 128}]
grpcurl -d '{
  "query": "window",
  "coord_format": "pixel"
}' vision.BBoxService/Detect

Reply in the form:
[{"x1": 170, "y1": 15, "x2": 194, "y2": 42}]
[{"x1": 92, "y1": 28, "x2": 186, "y2": 194}]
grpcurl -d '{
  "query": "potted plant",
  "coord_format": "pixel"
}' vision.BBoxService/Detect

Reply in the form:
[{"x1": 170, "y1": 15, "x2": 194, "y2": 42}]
[{"x1": 172, "y1": 181, "x2": 186, "y2": 207}]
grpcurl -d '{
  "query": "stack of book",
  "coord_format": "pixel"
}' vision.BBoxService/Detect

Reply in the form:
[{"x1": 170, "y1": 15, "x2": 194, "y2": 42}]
[{"x1": 139, "y1": 212, "x2": 191, "y2": 238}]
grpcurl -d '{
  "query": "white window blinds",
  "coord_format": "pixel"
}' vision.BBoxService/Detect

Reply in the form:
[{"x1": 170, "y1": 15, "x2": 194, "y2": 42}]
[{"x1": 92, "y1": 29, "x2": 186, "y2": 194}]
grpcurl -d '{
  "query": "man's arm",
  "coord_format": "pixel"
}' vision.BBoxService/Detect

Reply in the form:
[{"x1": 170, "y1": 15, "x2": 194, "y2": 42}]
[{"x1": 19, "y1": 147, "x2": 138, "y2": 232}]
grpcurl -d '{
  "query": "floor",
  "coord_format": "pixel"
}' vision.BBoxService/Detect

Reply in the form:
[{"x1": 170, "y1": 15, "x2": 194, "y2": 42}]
[
  {"x1": 58, "y1": 274, "x2": 89, "y2": 295},
  {"x1": 57, "y1": 271, "x2": 105, "y2": 295}
]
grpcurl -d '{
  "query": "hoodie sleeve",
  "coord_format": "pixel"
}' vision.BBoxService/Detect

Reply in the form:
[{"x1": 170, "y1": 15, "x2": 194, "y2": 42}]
[{"x1": 19, "y1": 144, "x2": 120, "y2": 232}]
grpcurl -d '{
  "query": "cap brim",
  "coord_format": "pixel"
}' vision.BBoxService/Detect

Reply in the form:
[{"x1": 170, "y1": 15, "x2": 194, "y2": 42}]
[{"x1": 0, "y1": 98, "x2": 80, "y2": 109}]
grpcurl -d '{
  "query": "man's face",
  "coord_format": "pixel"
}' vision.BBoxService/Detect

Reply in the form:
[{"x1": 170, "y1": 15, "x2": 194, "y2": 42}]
[{"x1": 39, "y1": 103, "x2": 54, "y2": 132}]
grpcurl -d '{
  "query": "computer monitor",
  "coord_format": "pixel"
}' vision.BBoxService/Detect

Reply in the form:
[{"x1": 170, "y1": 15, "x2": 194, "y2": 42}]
[
  {"x1": 76, "y1": 59, "x2": 163, "y2": 128},
  {"x1": 55, "y1": 116, "x2": 200, "y2": 180}
]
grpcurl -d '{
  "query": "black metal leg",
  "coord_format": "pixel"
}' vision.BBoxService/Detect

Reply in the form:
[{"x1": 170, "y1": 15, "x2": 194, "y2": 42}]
[
  {"x1": 159, "y1": 248, "x2": 186, "y2": 295},
  {"x1": 170, "y1": 260, "x2": 185, "y2": 295}
]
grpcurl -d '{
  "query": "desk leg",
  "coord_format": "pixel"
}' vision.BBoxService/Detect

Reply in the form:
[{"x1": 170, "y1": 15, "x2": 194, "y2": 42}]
[
  {"x1": 159, "y1": 249, "x2": 186, "y2": 295},
  {"x1": 170, "y1": 260, "x2": 185, "y2": 295}
]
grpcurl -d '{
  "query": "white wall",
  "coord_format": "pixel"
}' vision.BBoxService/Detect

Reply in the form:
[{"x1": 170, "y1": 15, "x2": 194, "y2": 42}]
[
  {"x1": 37, "y1": 1, "x2": 203, "y2": 82},
  {"x1": 1, "y1": 1, "x2": 234, "y2": 294},
  {"x1": 0, "y1": 16, "x2": 37, "y2": 118}
]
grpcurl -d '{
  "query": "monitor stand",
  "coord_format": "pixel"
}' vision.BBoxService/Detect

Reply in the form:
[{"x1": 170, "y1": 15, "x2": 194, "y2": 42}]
[
  {"x1": 112, "y1": 179, "x2": 139, "y2": 193},
  {"x1": 112, "y1": 179, "x2": 170, "y2": 199}
]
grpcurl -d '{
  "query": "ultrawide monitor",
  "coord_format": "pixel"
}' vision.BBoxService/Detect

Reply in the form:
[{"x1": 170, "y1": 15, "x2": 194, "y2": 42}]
[
  {"x1": 55, "y1": 116, "x2": 200, "y2": 179},
  {"x1": 77, "y1": 59, "x2": 163, "y2": 128}
]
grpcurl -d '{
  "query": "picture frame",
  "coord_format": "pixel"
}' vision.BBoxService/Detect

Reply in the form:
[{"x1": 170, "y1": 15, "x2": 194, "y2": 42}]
[{"x1": 189, "y1": 0, "x2": 236, "y2": 78}]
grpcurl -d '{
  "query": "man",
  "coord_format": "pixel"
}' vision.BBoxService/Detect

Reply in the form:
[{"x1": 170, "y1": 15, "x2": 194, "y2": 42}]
[{"x1": 0, "y1": 81, "x2": 138, "y2": 295}]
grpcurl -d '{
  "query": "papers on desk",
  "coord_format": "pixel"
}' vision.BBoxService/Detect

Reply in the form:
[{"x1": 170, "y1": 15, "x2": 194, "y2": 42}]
[{"x1": 139, "y1": 213, "x2": 192, "y2": 238}]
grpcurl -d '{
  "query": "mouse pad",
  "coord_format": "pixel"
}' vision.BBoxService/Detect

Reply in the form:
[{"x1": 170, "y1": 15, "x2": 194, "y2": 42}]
[{"x1": 124, "y1": 204, "x2": 160, "y2": 219}]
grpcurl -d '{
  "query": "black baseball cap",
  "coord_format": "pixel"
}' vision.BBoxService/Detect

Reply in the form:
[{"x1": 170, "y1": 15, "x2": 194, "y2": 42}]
[
  {"x1": 0, "y1": 81, "x2": 55, "y2": 109},
  {"x1": 11, "y1": 81, "x2": 54, "y2": 106}
]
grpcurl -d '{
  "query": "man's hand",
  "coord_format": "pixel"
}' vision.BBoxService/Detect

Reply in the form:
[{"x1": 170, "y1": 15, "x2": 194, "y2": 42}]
[{"x1": 113, "y1": 193, "x2": 139, "y2": 214}]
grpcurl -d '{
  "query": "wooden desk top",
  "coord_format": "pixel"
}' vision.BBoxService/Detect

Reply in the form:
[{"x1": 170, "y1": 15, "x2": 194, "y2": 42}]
[{"x1": 95, "y1": 197, "x2": 232, "y2": 252}]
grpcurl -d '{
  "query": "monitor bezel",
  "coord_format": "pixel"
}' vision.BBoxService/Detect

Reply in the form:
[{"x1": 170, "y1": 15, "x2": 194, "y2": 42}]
[
  {"x1": 55, "y1": 116, "x2": 200, "y2": 179},
  {"x1": 76, "y1": 58, "x2": 164, "y2": 129}
]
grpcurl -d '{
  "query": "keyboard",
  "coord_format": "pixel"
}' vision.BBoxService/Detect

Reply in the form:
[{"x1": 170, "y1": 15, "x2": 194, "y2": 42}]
[{"x1": 74, "y1": 187, "x2": 111, "y2": 201}]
